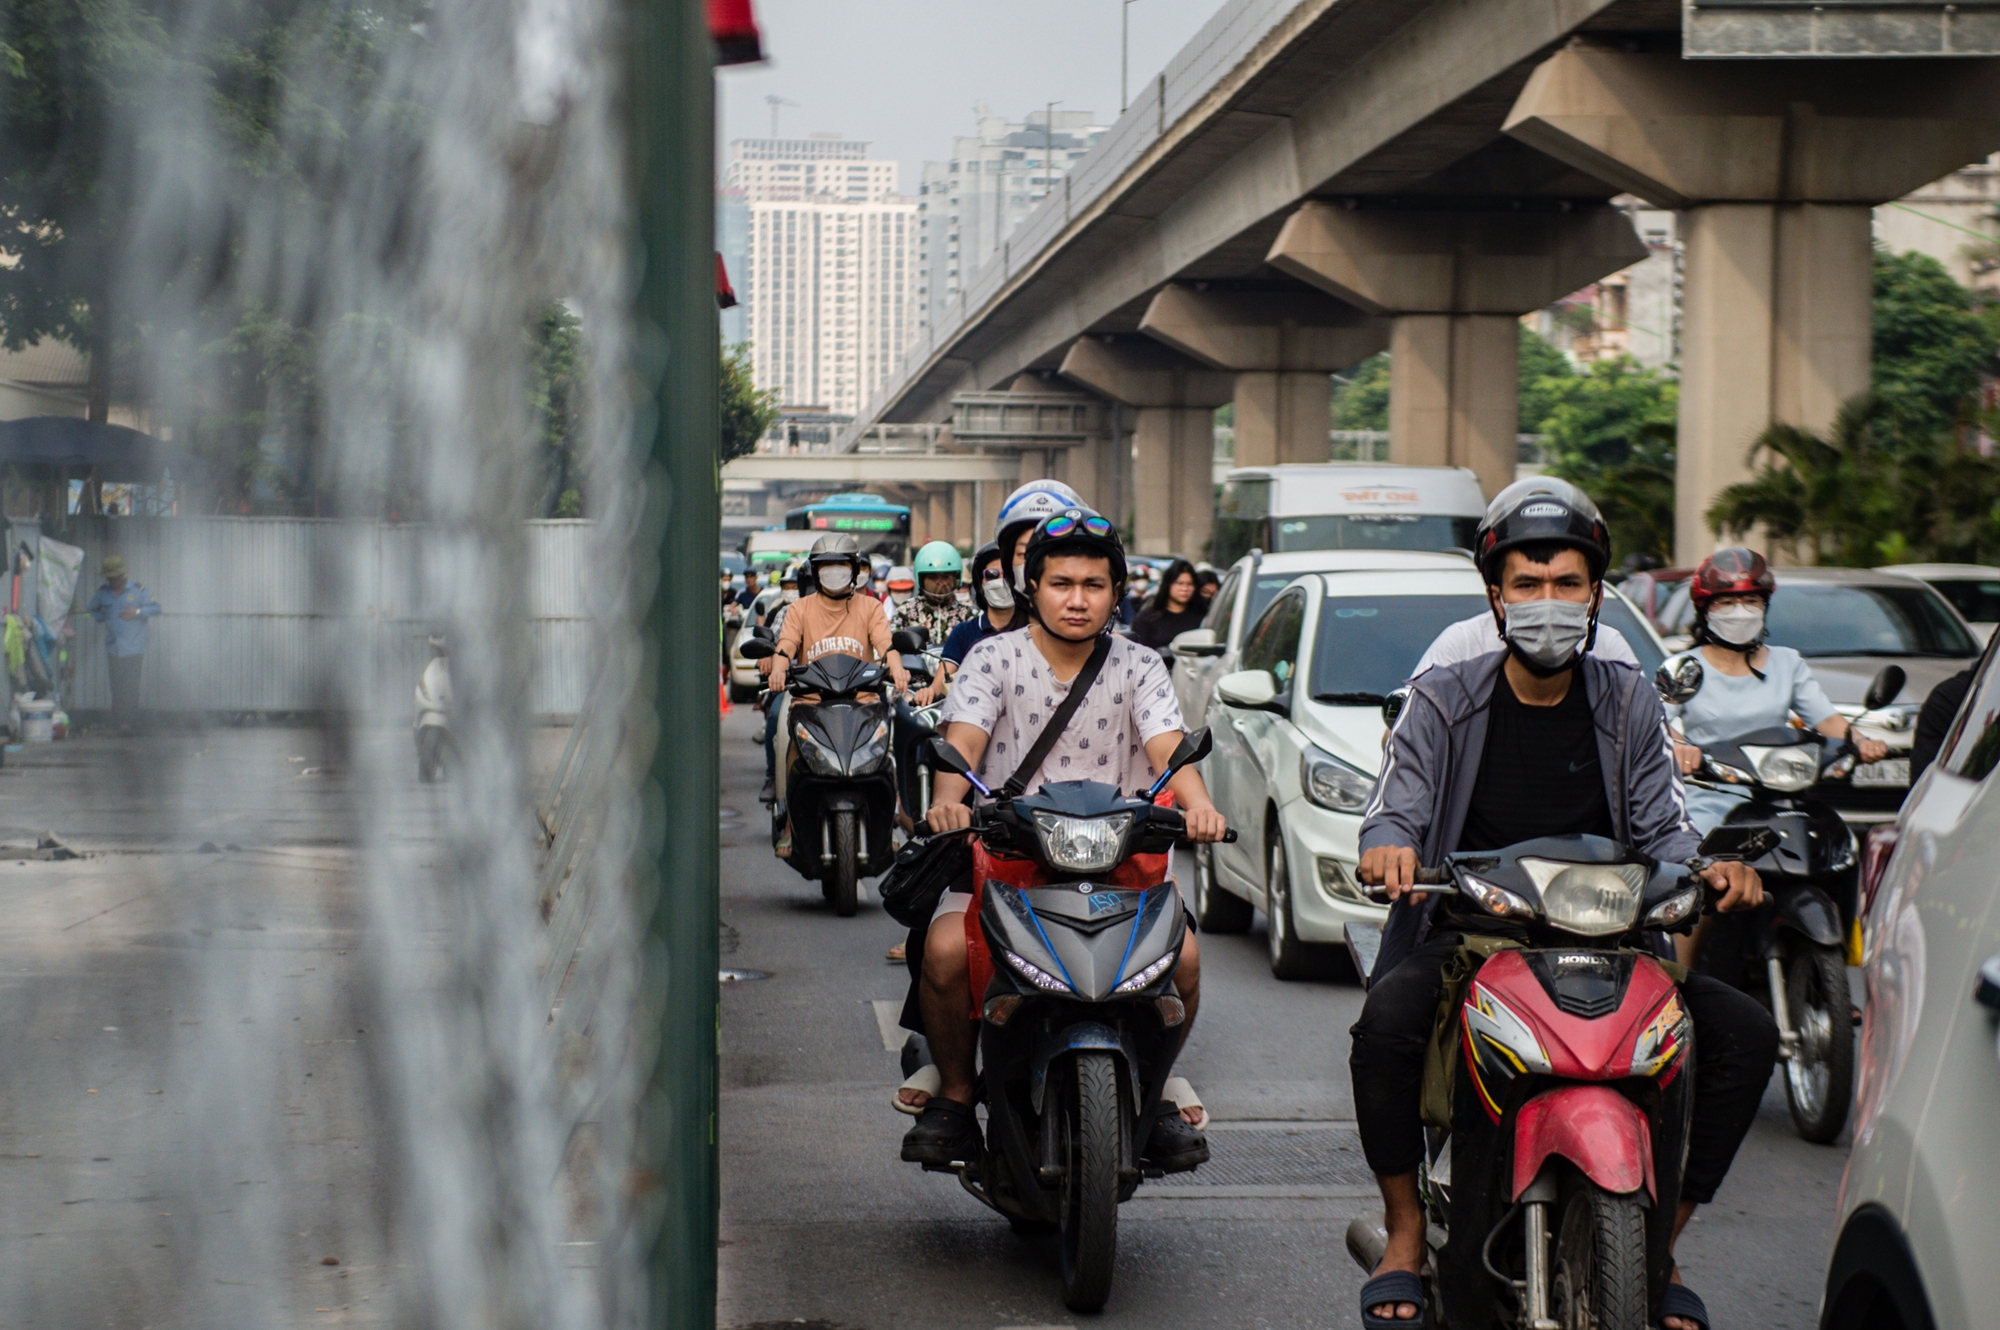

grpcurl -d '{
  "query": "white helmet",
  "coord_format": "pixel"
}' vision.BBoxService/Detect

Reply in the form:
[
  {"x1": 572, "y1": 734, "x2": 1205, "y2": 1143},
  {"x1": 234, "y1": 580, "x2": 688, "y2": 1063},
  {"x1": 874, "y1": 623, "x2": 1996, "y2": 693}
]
[{"x1": 995, "y1": 480, "x2": 1086, "y2": 590}]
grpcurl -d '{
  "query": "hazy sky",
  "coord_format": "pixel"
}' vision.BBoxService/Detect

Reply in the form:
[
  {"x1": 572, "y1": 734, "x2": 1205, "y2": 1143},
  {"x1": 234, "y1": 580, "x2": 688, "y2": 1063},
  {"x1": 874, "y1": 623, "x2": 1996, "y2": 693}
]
[{"x1": 717, "y1": 0, "x2": 1227, "y2": 192}]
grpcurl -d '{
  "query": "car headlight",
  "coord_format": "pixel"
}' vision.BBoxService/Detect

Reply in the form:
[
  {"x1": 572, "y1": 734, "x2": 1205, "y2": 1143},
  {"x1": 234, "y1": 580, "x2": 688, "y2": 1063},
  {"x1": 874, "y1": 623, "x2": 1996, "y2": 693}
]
[
  {"x1": 1641, "y1": 885, "x2": 1701, "y2": 929},
  {"x1": 794, "y1": 725, "x2": 842, "y2": 776},
  {"x1": 1519, "y1": 858, "x2": 1647, "y2": 936},
  {"x1": 1113, "y1": 951, "x2": 1177, "y2": 994},
  {"x1": 1740, "y1": 743, "x2": 1819, "y2": 792},
  {"x1": 1032, "y1": 811, "x2": 1132, "y2": 873},
  {"x1": 847, "y1": 721, "x2": 891, "y2": 774},
  {"x1": 1459, "y1": 872, "x2": 1535, "y2": 921},
  {"x1": 1301, "y1": 746, "x2": 1374, "y2": 812},
  {"x1": 1001, "y1": 947, "x2": 1071, "y2": 992}
]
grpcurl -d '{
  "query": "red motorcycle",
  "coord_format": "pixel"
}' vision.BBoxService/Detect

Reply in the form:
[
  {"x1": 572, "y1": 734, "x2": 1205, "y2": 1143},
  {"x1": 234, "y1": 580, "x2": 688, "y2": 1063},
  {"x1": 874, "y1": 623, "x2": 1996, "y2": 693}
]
[{"x1": 1348, "y1": 825, "x2": 1773, "y2": 1329}]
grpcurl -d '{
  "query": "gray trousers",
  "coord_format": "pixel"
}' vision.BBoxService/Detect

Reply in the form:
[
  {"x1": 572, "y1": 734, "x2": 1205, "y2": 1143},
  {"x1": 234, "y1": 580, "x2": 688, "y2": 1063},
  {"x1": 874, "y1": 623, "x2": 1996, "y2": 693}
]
[{"x1": 107, "y1": 653, "x2": 144, "y2": 728}]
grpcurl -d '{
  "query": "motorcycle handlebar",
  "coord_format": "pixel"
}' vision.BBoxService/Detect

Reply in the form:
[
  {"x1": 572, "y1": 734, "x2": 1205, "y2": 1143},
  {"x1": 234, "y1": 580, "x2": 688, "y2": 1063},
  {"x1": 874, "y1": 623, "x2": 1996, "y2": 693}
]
[{"x1": 1358, "y1": 865, "x2": 1454, "y2": 903}]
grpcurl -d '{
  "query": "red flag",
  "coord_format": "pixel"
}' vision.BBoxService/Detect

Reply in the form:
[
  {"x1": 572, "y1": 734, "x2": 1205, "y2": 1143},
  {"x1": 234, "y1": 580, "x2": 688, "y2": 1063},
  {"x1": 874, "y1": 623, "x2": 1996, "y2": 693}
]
[{"x1": 716, "y1": 252, "x2": 738, "y2": 309}]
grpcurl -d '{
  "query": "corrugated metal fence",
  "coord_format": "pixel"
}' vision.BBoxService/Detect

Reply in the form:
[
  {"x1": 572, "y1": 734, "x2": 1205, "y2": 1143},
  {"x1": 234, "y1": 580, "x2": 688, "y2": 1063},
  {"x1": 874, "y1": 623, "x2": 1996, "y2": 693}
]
[{"x1": 47, "y1": 517, "x2": 594, "y2": 716}]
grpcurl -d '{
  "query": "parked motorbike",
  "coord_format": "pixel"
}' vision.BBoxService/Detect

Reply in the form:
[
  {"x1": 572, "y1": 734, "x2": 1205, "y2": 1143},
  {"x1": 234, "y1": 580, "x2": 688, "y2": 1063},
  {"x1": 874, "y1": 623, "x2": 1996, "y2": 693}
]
[
  {"x1": 1653, "y1": 656, "x2": 1890, "y2": 1143},
  {"x1": 738, "y1": 637, "x2": 897, "y2": 916},
  {"x1": 1346, "y1": 824, "x2": 1777, "y2": 1329},
  {"x1": 415, "y1": 634, "x2": 451, "y2": 783},
  {"x1": 916, "y1": 731, "x2": 1238, "y2": 1313}
]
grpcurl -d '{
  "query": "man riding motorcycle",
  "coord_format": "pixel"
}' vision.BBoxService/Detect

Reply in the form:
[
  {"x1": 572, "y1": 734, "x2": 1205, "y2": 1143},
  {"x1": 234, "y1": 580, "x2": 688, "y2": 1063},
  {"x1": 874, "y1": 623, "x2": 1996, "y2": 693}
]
[
  {"x1": 1351, "y1": 484, "x2": 1779, "y2": 1330},
  {"x1": 892, "y1": 540, "x2": 976, "y2": 664},
  {"x1": 900, "y1": 506, "x2": 1228, "y2": 1172}
]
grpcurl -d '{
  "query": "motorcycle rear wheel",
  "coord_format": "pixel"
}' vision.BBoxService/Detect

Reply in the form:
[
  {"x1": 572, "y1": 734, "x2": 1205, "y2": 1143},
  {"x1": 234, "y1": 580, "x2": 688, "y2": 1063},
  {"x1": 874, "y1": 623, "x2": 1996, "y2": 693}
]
[
  {"x1": 1550, "y1": 1176, "x2": 1649, "y2": 1330},
  {"x1": 1058, "y1": 1050, "x2": 1123, "y2": 1313},
  {"x1": 1784, "y1": 944, "x2": 1854, "y2": 1143},
  {"x1": 829, "y1": 811, "x2": 860, "y2": 917}
]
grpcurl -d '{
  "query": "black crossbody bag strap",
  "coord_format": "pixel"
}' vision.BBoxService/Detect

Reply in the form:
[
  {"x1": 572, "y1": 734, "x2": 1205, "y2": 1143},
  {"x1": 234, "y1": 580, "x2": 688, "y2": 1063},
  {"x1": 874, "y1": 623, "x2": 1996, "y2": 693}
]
[{"x1": 999, "y1": 634, "x2": 1112, "y2": 799}]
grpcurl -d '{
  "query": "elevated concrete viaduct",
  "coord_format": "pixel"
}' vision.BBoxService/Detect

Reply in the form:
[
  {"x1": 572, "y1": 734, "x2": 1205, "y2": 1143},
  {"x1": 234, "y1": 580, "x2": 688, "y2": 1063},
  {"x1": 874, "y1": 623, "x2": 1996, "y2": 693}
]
[{"x1": 846, "y1": 0, "x2": 2000, "y2": 562}]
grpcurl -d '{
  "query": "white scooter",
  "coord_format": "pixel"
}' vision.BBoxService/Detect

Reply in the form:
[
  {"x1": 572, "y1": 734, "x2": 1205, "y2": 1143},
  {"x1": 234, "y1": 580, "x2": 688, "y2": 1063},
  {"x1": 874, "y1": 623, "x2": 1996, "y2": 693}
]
[{"x1": 415, "y1": 634, "x2": 452, "y2": 782}]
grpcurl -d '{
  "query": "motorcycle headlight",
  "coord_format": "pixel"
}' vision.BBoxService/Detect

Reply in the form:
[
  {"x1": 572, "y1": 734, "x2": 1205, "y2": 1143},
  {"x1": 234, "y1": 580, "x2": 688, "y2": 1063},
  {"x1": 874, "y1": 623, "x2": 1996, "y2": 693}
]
[
  {"x1": 1641, "y1": 884, "x2": 1701, "y2": 929},
  {"x1": 1113, "y1": 951, "x2": 1177, "y2": 994},
  {"x1": 1032, "y1": 811, "x2": 1132, "y2": 873},
  {"x1": 847, "y1": 720, "x2": 891, "y2": 774},
  {"x1": 1519, "y1": 858, "x2": 1648, "y2": 937},
  {"x1": 1301, "y1": 746, "x2": 1374, "y2": 812},
  {"x1": 1459, "y1": 872, "x2": 1535, "y2": 921},
  {"x1": 1000, "y1": 947, "x2": 1071, "y2": 993},
  {"x1": 794, "y1": 725, "x2": 842, "y2": 777},
  {"x1": 1740, "y1": 744, "x2": 1819, "y2": 793}
]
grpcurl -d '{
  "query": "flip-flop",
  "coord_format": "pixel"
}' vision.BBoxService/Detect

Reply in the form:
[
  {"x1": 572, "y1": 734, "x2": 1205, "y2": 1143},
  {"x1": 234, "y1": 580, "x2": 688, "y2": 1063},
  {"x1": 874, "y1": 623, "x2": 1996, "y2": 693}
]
[
  {"x1": 1162, "y1": 1075, "x2": 1208, "y2": 1130},
  {"x1": 893, "y1": 1064, "x2": 939, "y2": 1115},
  {"x1": 1358, "y1": 1268, "x2": 1426, "y2": 1330},
  {"x1": 886, "y1": 941, "x2": 906, "y2": 962},
  {"x1": 1659, "y1": 1282, "x2": 1710, "y2": 1330}
]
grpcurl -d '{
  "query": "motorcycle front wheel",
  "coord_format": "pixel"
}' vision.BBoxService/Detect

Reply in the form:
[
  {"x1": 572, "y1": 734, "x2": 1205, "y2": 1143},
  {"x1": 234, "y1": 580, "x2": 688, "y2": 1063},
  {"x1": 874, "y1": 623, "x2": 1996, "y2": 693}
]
[
  {"x1": 1550, "y1": 1175, "x2": 1648, "y2": 1330},
  {"x1": 829, "y1": 810, "x2": 860, "y2": 917},
  {"x1": 1058, "y1": 1050, "x2": 1123, "y2": 1313},
  {"x1": 1784, "y1": 944, "x2": 1855, "y2": 1143}
]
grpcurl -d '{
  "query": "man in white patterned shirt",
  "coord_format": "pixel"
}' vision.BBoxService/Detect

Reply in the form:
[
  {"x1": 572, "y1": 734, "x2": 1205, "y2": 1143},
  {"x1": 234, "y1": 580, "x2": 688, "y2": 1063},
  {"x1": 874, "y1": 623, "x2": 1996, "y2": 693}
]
[{"x1": 899, "y1": 506, "x2": 1228, "y2": 1172}]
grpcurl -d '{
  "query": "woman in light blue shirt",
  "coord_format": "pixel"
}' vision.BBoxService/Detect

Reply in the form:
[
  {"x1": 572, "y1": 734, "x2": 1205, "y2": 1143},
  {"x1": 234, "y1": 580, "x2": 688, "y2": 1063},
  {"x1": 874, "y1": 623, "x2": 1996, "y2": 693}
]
[{"x1": 1665, "y1": 548, "x2": 1887, "y2": 832}]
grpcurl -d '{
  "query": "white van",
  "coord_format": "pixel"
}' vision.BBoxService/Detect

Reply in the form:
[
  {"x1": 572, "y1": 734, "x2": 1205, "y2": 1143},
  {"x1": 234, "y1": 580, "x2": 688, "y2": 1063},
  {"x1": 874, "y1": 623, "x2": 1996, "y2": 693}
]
[{"x1": 1212, "y1": 463, "x2": 1488, "y2": 568}]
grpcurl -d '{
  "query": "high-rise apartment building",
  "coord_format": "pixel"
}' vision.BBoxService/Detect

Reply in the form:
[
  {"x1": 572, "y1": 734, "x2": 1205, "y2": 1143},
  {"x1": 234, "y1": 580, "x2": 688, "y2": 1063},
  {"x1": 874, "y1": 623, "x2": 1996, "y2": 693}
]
[
  {"x1": 722, "y1": 134, "x2": 920, "y2": 415},
  {"x1": 917, "y1": 104, "x2": 1107, "y2": 330}
]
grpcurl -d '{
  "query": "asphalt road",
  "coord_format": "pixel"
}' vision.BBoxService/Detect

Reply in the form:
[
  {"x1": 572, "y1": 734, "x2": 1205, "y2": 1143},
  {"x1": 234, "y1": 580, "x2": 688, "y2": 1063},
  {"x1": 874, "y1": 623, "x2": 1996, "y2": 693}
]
[{"x1": 715, "y1": 704, "x2": 1853, "y2": 1330}]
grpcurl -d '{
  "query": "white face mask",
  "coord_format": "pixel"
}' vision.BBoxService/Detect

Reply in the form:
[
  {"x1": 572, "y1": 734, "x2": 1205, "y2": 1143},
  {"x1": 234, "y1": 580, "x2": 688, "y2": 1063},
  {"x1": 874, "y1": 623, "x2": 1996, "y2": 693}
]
[
  {"x1": 817, "y1": 564, "x2": 854, "y2": 596},
  {"x1": 889, "y1": 589, "x2": 913, "y2": 605},
  {"x1": 982, "y1": 571, "x2": 1014, "y2": 610},
  {"x1": 1706, "y1": 603, "x2": 1765, "y2": 647},
  {"x1": 1501, "y1": 597, "x2": 1593, "y2": 674}
]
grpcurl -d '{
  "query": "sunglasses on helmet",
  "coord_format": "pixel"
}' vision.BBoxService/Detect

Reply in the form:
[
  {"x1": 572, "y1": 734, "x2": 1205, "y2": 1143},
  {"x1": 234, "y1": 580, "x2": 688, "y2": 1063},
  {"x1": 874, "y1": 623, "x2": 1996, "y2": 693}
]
[{"x1": 1042, "y1": 511, "x2": 1114, "y2": 540}]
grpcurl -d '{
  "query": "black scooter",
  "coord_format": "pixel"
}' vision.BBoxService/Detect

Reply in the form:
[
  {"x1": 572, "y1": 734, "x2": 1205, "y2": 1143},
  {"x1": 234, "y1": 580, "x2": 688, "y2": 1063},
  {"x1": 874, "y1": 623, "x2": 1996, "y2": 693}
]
[
  {"x1": 739, "y1": 637, "x2": 898, "y2": 916},
  {"x1": 1654, "y1": 657, "x2": 1898, "y2": 1143},
  {"x1": 889, "y1": 626, "x2": 946, "y2": 826},
  {"x1": 919, "y1": 732, "x2": 1236, "y2": 1313}
]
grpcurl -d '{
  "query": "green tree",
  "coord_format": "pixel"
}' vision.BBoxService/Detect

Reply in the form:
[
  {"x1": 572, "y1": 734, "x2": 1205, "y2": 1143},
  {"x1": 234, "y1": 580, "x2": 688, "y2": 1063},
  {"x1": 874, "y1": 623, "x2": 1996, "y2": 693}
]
[
  {"x1": 1516, "y1": 329, "x2": 1575, "y2": 433},
  {"x1": 1329, "y1": 353, "x2": 1389, "y2": 431},
  {"x1": 530, "y1": 302, "x2": 585, "y2": 516},
  {"x1": 1873, "y1": 247, "x2": 1998, "y2": 444},
  {"x1": 1538, "y1": 357, "x2": 1679, "y2": 565},
  {"x1": 720, "y1": 342, "x2": 777, "y2": 463}
]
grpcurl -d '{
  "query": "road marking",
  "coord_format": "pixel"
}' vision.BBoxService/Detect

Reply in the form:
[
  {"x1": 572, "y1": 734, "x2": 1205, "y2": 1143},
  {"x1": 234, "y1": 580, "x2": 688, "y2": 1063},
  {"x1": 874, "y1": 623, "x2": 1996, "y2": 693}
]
[{"x1": 868, "y1": 999, "x2": 906, "y2": 1051}]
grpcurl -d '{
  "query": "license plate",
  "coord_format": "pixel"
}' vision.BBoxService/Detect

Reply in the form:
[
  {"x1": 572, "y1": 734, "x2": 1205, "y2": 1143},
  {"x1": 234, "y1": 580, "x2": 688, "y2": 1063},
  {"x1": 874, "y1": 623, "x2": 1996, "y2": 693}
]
[{"x1": 1851, "y1": 758, "x2": 1910, "y2": 788}]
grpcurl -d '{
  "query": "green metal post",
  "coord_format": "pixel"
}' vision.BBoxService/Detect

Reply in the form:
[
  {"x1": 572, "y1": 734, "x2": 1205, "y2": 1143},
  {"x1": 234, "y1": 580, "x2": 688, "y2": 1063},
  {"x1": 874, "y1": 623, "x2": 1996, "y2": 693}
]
[{"x1": 629, "y1": 0, "x2": 719, "y2": 1325}]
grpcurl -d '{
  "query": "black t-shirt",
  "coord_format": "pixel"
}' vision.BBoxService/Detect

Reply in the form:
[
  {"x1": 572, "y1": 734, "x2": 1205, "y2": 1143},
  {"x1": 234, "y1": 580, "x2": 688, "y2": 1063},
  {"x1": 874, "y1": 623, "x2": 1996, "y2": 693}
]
[{"x1": 1457, "y1": 667, "x2": 1613, "y2": 853}]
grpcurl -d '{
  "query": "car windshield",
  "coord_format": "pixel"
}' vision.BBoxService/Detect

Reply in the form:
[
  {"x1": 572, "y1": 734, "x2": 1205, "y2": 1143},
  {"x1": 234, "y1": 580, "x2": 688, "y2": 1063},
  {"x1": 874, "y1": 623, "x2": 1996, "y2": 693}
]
[
  {"x1": 1271, "y1": 513, "x2": 1480, "y2": 554},
  {"x1": 1308, "y1": 594, "x2": 1491, "y2": 701},
  {"x1": 1766, "y1": 582, "x2": 1980, "y2": 658},
  {"x1": 1924, "y1": 576, "x2": 2000, "y2": 625}
]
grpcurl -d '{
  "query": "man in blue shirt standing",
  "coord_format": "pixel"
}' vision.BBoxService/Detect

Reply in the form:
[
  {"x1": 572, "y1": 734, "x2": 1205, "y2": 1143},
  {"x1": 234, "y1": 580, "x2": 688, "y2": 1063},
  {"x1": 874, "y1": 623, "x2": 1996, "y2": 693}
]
[{"x1": 87, "y1": 555, "x2": 161, "y2": 732}]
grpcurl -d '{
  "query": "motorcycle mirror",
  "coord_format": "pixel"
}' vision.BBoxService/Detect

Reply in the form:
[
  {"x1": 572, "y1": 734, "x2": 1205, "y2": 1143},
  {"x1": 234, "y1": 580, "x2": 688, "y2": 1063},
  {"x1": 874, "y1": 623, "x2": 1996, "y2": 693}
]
[
  {"x1": 926, "y1": 736, "x2": 973, "y2": 776},
  {"x1": 737, "y1": 637, "x2": 776, "y2": 660},
  {"x1": 1655, "y1": 656, "x2": 1704, "y2": 706},
  {"x1": 1382, "y1": 686, "x2": 1410, "y2": 728},
  {"x1": 1696, "y1": 824, "x2": 1779, "y2": 862},
  {"x1": 1148, "y1": 727, "x2": 1213, "y2": 797},
  {"x1": 1863, "y1": 664, "x2": 1907, "y2": 712},
  {"x1": 891, "y1": 627, "x2": 928, "y2": 656},
  {"x1": 750, "y1": 624, "x2": 775, "y2": 642}
]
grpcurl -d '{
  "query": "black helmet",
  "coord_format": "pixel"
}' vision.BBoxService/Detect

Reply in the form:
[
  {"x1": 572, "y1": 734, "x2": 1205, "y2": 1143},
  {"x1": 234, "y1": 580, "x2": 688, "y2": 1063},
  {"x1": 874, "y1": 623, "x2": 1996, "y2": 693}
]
[
  {"x1": 1021, "y1": 508, "x2": 1128, "y2": 633},
  {"x1": 1473, "y1": 478, "x2": 1611, "y2": 585}
]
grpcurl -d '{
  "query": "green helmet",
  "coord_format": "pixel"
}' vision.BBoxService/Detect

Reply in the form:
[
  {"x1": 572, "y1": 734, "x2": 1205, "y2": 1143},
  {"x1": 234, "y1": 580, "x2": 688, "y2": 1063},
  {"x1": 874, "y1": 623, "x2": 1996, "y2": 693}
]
[{"x1": 912, "y1": 540, "x2": 963, "y2": 577}]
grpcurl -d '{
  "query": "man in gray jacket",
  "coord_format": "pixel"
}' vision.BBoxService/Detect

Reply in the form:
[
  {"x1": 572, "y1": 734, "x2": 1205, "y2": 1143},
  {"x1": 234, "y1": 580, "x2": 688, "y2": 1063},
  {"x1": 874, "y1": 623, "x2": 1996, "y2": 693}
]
[{"x1": 1348, "y1": 480, "x2": 1776, "y2": 1330}]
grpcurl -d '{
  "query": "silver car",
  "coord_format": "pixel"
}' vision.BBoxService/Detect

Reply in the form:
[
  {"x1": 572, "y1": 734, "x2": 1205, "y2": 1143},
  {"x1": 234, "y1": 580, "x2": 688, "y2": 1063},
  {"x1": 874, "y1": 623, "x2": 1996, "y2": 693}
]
[{"x1": 1824, "y1": 635, "x2": 2000, "y2": 1330}]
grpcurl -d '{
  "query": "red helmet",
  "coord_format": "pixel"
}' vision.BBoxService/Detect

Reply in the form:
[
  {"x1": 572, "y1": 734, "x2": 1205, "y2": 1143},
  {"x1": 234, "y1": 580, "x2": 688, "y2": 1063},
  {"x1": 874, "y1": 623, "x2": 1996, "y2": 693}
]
[{"x1": 1690, "y1": 547, "x2": 1774, "y2": 609}]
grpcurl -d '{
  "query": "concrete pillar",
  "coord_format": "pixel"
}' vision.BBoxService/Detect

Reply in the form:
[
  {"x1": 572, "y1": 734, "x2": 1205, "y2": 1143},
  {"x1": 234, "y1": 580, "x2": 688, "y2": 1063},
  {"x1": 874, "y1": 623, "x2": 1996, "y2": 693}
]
[
  {"x1": 1059, "y1": 337, "x2": 1235, "y2": 559},
  {"x1": 1268, "y1": 202, "x2": 1646, "y2": 499},
  {"x1": 950, "y1": 482, "x2": 976, "y2": 550},
  {"x1": 1503, "y1": 46, "x2": 2000, "y2": 561},
  {"x1": 1137, "y1": 285, "x2": 1386, "y2": 470},
  {"x1": 925, "y1": 489, "x2": 951, "y2": 552}
]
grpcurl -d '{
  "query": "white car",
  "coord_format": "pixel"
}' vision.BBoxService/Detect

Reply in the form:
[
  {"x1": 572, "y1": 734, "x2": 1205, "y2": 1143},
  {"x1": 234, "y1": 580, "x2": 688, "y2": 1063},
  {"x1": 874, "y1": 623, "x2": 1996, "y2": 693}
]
[
  {"x1": 1876, "y1": 561, "x2": 2000, "y2": 643},
  {"x1": 1823, "y1": 647, "x2": 2000, "y2": 1330},
  {"x1": 1192, "y1": 566, "x2": 1669, "y2": 980}
]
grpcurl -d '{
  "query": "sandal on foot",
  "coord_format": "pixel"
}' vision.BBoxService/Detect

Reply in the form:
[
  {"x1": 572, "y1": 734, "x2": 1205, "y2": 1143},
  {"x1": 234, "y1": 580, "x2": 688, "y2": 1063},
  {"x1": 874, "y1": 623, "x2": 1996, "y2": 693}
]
[
  {"x1": 893, "y1": 1064, "x2": 939, "y2": 1115},
  {"x1": 1359, "y1": 1269, "x2": 1426, "y2": 1330},
  {"x1": 900, "y1": 1096, "x2": 981, "y2": 1166},
  {"x1": 1143, "y1": 1102, "x2": 1210, "y2": 1173},
  {"x1": 1659, "y1": 1283, "x2": 1710, "y2": 1330},
  {"x1": 1162, "y1": 1075, "x2": 1208, "y2": 1130}
]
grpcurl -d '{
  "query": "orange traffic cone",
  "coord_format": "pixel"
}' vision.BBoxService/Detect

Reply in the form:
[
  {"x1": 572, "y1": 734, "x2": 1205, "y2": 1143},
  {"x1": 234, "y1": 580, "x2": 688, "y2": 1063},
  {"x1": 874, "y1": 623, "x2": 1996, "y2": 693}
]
[{"x1": 719, "y1": 677, "x2": 732, "y2": 714}]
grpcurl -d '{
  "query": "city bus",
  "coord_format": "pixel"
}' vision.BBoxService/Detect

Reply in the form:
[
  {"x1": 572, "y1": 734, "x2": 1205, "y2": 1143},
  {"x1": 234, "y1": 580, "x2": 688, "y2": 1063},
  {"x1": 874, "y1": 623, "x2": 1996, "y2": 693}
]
[{"x1": 784, "y1": 492, "x2": 912, "y2": 562}]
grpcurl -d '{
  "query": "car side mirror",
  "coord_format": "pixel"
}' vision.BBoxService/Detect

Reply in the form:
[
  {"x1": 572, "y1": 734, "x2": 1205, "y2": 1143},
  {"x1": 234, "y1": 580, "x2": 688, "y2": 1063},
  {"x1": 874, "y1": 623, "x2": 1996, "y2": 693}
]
[
  {"x1": 1216, "y1": 669, "x2": 1282, "y2": 712},
  {"x1": 1696, "y1": 824, "x2": 1780, "y2": 862},
  {"x1": 738, "y1": 637, "x2": 776, "y2": 660},
  {"x1": 1169, "y1": 628, "x2": 1224, "y2": 658},
  {"x1": 891, "y1": 627, "x2": 928, "y2": 656},
  {"x1": 1864, "y1": 664, "x2": 1907, "y2": 711},
  {"x1": 1382, "y1": 686, "x2": 1411, "y2": 728},
  {"x1": 1655, "y1": 656, "x2": 1704, "y2": 706}
]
